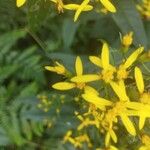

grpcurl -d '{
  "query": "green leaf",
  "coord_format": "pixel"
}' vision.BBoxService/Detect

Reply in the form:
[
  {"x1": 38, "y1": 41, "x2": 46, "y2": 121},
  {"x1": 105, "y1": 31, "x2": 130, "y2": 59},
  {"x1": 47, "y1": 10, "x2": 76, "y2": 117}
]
[{"x1": 62, "y1": 19, "x2": 79, "y2": 49}]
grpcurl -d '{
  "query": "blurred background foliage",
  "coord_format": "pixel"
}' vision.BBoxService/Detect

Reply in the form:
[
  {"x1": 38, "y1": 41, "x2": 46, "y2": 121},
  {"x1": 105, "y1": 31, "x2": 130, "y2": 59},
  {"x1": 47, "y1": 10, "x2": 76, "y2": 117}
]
[{"x1": 0, "y1": 0, "x2": 150, "y2": 149}]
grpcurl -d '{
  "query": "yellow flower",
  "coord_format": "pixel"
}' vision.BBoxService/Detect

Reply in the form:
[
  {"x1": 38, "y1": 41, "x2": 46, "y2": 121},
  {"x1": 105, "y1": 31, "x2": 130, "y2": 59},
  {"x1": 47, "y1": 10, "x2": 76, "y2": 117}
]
[
  {"x1": 134, "y1": 67, "x2": 150, "y2": 129},
  {"x1": 50, "y1": 0, "x2": 93, "y2": 21},
  {"x1": 73, "y1": 0, "x2": 91, "y2": 22},
  {"x1": 122, "y1": 32, "x2": 133, "y2": 48},
  {"x1": 99, "y1": 0, "x2": 116, "y2": 13},
  {"x1": 52, "y1": 56, "x2": 99, "y2": 91},
  {"x1": 16, "y1": 0, "x2": 26, "y2": 7},
  {"x1": 117, "y1": 47, "x2": 144, "y2": 80},
  {"x1": 45, "y1": 61, "x2": 66, "y2": 75},
  {"x1": 90, "y1": 42, "x2": 116, "y2": 83},
  {"x1": 71, "y1": 42, "x2": 116, "y2": 83}
]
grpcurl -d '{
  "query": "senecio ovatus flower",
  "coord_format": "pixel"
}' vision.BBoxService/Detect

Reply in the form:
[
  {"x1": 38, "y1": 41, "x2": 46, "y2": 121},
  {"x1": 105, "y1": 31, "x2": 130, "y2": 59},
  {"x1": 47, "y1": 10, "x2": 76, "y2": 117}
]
[
  {"x1": 127, "y1": 67, "x2": 150, "y2": 130},
  {"x1": 51, "y1": 56, "x2": 99, "y2": 93},
  {"x1": 16, "y1": 0, "x2": 26, "y2": 7}
]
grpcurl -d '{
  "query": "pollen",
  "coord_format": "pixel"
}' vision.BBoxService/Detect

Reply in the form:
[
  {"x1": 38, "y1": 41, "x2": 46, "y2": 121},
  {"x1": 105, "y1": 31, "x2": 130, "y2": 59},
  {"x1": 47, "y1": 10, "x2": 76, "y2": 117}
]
[
  {"x1": 117, "y1": 65, "x2": 129, "y2": 80},
  {"x1": 101, "y1": 69, "x2": 115, "y2": 83}
]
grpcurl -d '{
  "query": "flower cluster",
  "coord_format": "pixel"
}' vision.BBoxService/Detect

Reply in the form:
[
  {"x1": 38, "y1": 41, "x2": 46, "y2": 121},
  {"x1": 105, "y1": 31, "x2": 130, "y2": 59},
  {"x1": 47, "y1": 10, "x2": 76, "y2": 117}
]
[
  {"x1": 45, "y1": 42, "x2": 150, "y2": 149},
  {"x1": 16, "y1": 0, "x2": 116, "y2": 21}
]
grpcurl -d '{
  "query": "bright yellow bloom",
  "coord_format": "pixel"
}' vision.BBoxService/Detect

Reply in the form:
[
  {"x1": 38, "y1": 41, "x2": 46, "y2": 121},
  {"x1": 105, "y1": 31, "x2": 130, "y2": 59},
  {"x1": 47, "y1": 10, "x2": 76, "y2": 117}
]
[
  {"x1": 134, "y1": 67, "x2": 150, "y2": 130},
  {"x1": 90, "y1": 43, "x2": 116, "y2": 83},
  {"x1": 122, "y1": 32, "x2": 133, "y2": 48},
  {"x1": 71, "y1": 42, "x2": 116, "y2": 83},
  {"x1": 117, "y1": 47, "x2": 144, "y2": 80},
  {"x1": 50, "y1": 0, "x2": 93, "y2": 21},
  {"x1": 16, "y1": 0, "x2": 26, "y2": 7},
  {"x1": 45, "y1": 61, "x2": 66, "y2": 75},
  {"x1": 99, "y1": 0, "x2": 116, "y2": 13},
  {"x1": 52, "y1": 56, "x2": 98, "y2": 91},
  {"x1": 103, "y1": 101, "x2": 137, "y2": 140},
  {"x1": 74, "y1": 0, "x2": 91, "y2": 22}
]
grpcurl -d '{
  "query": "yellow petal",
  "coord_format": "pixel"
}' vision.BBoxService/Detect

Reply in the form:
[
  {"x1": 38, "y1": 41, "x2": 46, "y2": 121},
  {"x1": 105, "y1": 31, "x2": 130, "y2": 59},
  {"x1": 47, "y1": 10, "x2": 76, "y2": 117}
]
[
  {"x1": 16, "y1": 0, "x2": 26, "y2": 7},
  {"x1": 74, "y1": 0, "x2": 91, "y2": 22},
  {"x1": 52, "y1": 82, "x2": 76, "y2": 90},
  {"x1": 75, "y1": 56, "x2": 83, "y2": 76},
  {"x1": 135, "y1": 67, "x2": 144, "y2": 94},
  {"x1": 101, "y1": 42, "x2": 110, "y2": 70},
  {"x1": 100, "y1": 0, "x2": 116, "y2": 13},
  {"x1": 84, "y1": 86, "x2": 99, "y2": 95},
  {"x1": 126, "y1": 102, "x2": 142, "y2": 110},
  {"x1": 139, "y1": 115, "x2": 146, "y2": 130},
  {"x1": 124, "y1": 47, "x2": 144, "y2": 69},
  {"x1": 120, "y1": 114, "x2": 136, "y2": 136},
  {"x1": 45, "y1": 66, "x2": 55, "y2": 72},
  {"x1": 105, "y1": 132, "x2": 110, "y2": 147},
  {"x1": 109, "y1": 129, "x2": 117, "y2": 143},
  {"x1": 82, "y1": 93, "x2": 112, "y2": 109},
  {"x1": 64, "y1": 4, "x2": 93, "y2": 11},
  {"x1": 71, "y1": 74, "x2": 100, "y2": 83},
  {"x1": 110, "y1": 81, "x2": 129, "y2": 101},
  {"x1": 89, "y1": 56, "x2": 102, "y2": 67}
]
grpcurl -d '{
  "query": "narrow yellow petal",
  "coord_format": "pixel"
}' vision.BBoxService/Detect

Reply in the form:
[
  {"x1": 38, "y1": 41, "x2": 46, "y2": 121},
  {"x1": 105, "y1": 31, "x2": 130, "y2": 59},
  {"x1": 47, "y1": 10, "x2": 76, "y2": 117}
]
[
  {"x1": 101, "y1": 42, "x2": 110, "y2": 70},
  {"x1": 110, "y1": 129, "x2": 117, "y2": 143},
  {"x1": 74, "y1": 0, "x2": 90, "y2": 22},
  {"x1": 110, "y1": 81, "x2": 129, "y2": 101},
  {"x1": 120, "y1": 114, "x2": 136, "y2": 136},
  {"x1": 84, "y1": 86, "x2": 99, "y2": 95},
  {"x1": 89, "y1": 56, "x2": 102, "y2": 67},
  {"x1": 82, "y1": 93, "x2": 112, "y2": 109},
  {"x1": 126, "y1": 102, "x2": 142, "y2": 110},
  {"x1": 45, "y1": 66, "x2": 55, "y2": 72},
  {"x1": 71, "y1": 74, "x2": 100, "y2": 83},
  {"x1": 139, "y1": 115, "x2": 146, "y2": 130},
  {"x1": 124, "y1": 47, "x2": 144, "y2": 69},
  {"x1": 75, "y1": 56, "x2": 83, "y2": 76},
  {"x1": 135, "y1": 67, "x2": 144, "y2": 94},
  {"x1": 16, "y1": 0, "x2": 26, "y2": 7},
  {"x1": 100, "y1": 0, "x2": 116, "y2": 13},
  {"x1": 52, "y1": 82, "x2": 76, "y2": 90},
  {"x1": 64, "y1": 4, "x2": 93, "y2": 11},
  {"x1": 105, "y1": 132, "x2": 110, "y2": 147}
]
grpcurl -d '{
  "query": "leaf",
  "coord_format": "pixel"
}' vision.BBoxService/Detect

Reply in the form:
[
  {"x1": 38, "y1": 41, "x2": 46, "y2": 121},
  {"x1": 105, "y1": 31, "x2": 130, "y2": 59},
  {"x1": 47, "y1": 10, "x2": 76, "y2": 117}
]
[
  {"x1": 112, "y1": 0, "x2": 147, "y2": 48},
  {"x1": 62, "y1": 19, "x2": 79, "y2": 48}
]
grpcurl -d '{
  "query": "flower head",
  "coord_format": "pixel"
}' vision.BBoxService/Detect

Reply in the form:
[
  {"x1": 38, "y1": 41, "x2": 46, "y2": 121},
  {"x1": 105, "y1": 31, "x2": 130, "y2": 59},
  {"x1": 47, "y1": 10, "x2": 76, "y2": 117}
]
[
  {"x1": 122, "y1": 32, "x2": 133, "y2": 48},
  {"x1": 45, "y1": 61, "x2": 66, "y2": 75},
  {"x1": 117, "y1": 47, "x2": 144, "y2": 80}
]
